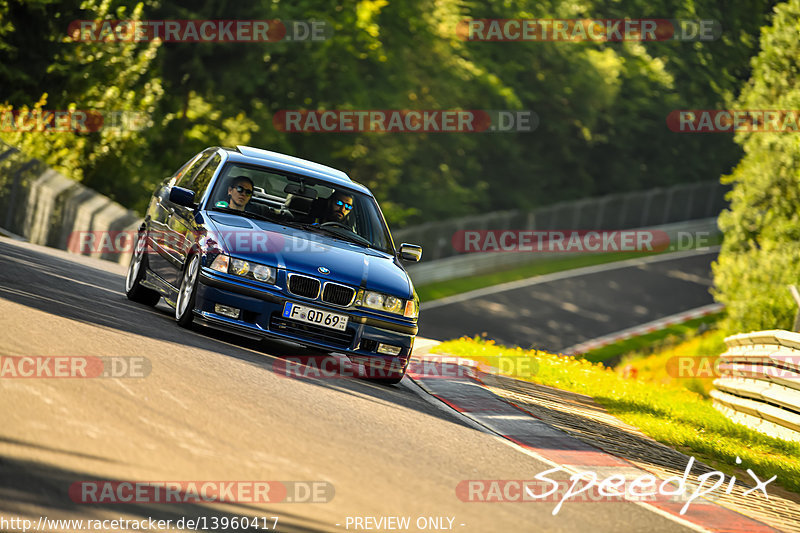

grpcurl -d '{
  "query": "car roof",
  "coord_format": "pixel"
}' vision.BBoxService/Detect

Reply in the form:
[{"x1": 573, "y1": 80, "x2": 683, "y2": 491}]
[{"x1": 223, "y1": 145, "x2": 371, "y2": 195}]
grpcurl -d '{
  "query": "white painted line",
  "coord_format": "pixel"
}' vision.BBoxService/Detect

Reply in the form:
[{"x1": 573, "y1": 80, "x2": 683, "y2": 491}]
[
  {"x1": 564, "y1": 302, "x2": 724, "y2": 355},
  {"x1": 422, "y1": 247, "x2": 721, "y2": 310},
  {"x1": 402, "y1": 374, "x2": 712, "y2": 533}
]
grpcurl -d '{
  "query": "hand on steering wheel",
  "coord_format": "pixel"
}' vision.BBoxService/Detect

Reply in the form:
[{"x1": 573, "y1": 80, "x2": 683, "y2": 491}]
[{"x1": 319, "y1": 221, "x2": 351, "y2": 230}]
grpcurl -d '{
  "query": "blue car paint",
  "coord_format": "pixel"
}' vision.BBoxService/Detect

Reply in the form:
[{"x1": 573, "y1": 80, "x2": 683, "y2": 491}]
[{"x1": 136, "y1": 146, "x2": 420, "y2": 379}]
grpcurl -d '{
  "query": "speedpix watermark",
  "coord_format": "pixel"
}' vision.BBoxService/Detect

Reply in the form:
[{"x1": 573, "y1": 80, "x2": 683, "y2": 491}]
[
  {"x1": 70, "y1": 481, "x2": 333, "y2": 503},
  {"x1": 0, "y1": 356, "x2": 150, "y2": 378},
  {"x1": 457, "y1": 456, "x2": 774, "y2": 515},
  {"x1": 668, "y1": 109, "x2": 800, "y2": 132},
  {"x1": 273, "y1": 110, "x2": 537, "y2": 133},
  {"x1": 68, "y1": 19, "x2": 331, "y2": 42},
  {"x1": 458, "y1": 19, "x2": 721, "y2": 42}
]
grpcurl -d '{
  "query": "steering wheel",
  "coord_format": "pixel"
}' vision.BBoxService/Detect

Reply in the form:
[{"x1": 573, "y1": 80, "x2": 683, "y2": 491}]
[{"x1": 319, "y1": 221, "x2": 353, "y2": 231}]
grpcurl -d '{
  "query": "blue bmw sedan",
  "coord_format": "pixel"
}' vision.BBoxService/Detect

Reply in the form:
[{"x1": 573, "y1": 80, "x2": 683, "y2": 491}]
[{"x1": 125, "y1": 145, "x2": 422, "y2": 383}]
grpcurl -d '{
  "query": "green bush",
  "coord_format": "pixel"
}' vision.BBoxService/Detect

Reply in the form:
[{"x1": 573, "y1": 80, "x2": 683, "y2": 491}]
[{"x1": 713, "y1": 0, "x2": 800, "y2": 333}]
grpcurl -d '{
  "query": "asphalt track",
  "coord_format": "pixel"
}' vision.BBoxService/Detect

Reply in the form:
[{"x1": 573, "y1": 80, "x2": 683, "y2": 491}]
[
  {"x1": 0, "y1": 237, "x2": 698, "y2": 532},
  {"x1": 419, "y1": 249, "x2": 718, "y2": 352}
]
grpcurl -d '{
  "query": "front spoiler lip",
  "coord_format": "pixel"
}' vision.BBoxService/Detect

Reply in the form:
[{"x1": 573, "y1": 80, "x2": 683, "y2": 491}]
[
  {"x1": 198, "y1": 269, "x2": 419, "y2": 336},
  {"x1": 195, "y1": 311, "x2": 412, "y2": 358}
]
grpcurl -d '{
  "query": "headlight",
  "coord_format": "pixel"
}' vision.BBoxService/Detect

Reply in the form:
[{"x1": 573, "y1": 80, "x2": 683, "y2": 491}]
[
  {"x1": 360, "y1": 290, "x2": 409, "y2": 316},
  {"x1": 365, "y1": 292, "x2": 384, "y2": 307},
  {"x1": 253, "y1": 264, "x2": 276, "y2": 283},
  {"x1": 231, "y1": 258, "x2": 250, "y2": 276},
  {"x1": 210, "y1": 254, "x2": 229, "y2": 273},
  {"x1": 384, "y1": 296, "x2": 402, "y2": 313},
  {"x1": 209, "y1": 254, "x2": 275, "y2": 285}
]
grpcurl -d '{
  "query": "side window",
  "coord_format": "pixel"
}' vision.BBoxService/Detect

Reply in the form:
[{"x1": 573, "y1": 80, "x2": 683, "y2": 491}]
[
  {"x1": 187, "y1": 153, "x2": 222, "y2": 200},
  {"x1": 175, "y1": 150, "x2": 213, "y2": 188}
]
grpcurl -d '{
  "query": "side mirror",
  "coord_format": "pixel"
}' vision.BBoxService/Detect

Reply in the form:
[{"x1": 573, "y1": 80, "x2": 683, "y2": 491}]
[
  {"x1": 169, "y1": 186, "x2": 196, "y2": 208},
  {"x1": 399, "y1": 243, "x2": 422, "y2": 262}
]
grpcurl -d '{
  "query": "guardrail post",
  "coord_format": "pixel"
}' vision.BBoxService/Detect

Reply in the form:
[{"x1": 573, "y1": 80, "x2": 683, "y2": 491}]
[
  {"x1": 3, "y1": 159, "x2": 38, "y2": 231},
  {"x1": 789, "y1": 285, "x2": 800, "y2": 331}
]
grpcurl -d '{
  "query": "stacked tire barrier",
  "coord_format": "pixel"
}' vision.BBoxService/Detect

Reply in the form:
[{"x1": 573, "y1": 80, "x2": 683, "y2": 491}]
[
  {"x1": 0, "y1": 140, "x2": 140, "y2": 265},
  {"x1": 711, "y1": 330, "x2": 800, "y2": 442}
]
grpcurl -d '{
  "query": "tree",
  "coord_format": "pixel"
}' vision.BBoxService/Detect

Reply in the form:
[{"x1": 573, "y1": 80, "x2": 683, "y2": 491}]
[
  {"x1": 712, "y1": 0, "x2": 800, "y2": 332},
  {"x1": 0, "y1": 0, "x2": 165, "y2": 210}
]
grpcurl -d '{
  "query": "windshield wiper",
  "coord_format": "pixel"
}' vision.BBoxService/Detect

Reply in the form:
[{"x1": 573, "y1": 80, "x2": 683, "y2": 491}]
[
  {"x1": 304, "y1": 224, "x2": 373, "y2": 248},
  {"x1": 212, "y1": 206, "x2": 277, "y2": 223}
]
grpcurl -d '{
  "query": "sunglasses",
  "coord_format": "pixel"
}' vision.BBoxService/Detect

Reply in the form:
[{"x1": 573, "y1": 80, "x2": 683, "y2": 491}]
[
  {"x1": 233, "y1": 185, "x2": 253, "y2": 196},
  {"x1": 335, "y1": 199, "x2": 353, "y2": 210}
]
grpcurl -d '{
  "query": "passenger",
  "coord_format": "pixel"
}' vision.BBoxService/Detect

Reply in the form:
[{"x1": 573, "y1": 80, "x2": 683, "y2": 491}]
[
  {"x1": 314, "y1": 190, "x2": 354, "y2": 224},
  {"x1": 216, "y1": 176, "x2": 254, "y2": 211}
]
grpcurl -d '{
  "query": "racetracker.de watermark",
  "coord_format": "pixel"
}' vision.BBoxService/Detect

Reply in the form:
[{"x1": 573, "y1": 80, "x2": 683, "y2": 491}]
[
  {"x1": 67, "y1": 230, "x2": 328, "y2": 256},
  {"x1": 0, "y1": 109, "x2": 149, "y2": 133},
  {"x1": 274, "y1": 355, "x2": 539, "y2": 380},
  {"x1": 68, "y1": 20, "x2": 331, "y2": 42},
  {"x1": 70, "y1": 481, "x2": 333, "y2": 504},
  {"x1": 452, "y1": 230, "x2": 670, "y2": 254},
  {"x1": 273, "y1": 110, "x2": 537, "y2": 133},
  {"x1": 457, "y1": 19, "x2": 721, "y2": 42},
  {"x1": 0, "y1": 356, "x2": 150, "y2": 378},
  {"x1": 274, "y1": 356, "x2": 405, "y2": 380},
  {"x1": 666, "y1": 356, "x2": 800, "y2": 380},
  {"x1": 668, "y1": 109, "x2": 800, "y2": 132}
]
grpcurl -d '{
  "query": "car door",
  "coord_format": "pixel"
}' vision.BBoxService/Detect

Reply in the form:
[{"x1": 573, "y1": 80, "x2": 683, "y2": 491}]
[
  {"x1": 148, "y1": 149, "x2": 215, "y2": 286},
  {"x1": 167, "y1": 152, "x2": 223, "y2": 280}
]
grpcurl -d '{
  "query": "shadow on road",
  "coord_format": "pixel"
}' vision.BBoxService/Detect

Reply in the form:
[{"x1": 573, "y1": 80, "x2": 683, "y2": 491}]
[
  {"x1": 0, "y1": 239, "x2": 478, "y2": 429},
  {"x1": 0, "y1": 452, "x2": 328, "y2": 532}
]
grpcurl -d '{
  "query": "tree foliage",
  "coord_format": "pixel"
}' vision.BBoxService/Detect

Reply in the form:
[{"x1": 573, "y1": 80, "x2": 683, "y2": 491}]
[
  {"x1": 712, "y1": 0, "x2": 800, "y2": 333},
  {"x1": 0, "y1": 0, "x2": 779, "y2": 226}
]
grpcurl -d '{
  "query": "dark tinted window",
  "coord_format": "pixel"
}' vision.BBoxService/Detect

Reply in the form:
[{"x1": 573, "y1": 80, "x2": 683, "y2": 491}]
[
  {"x1": 188, "y1": 153, "x2": 222, "y2": 199},
  {"x1": 175, "y1": 150, "x2": 213, "y2": 188},
  {"x1": 209, "y1": 162, "x2": 394, "y2": 252}
]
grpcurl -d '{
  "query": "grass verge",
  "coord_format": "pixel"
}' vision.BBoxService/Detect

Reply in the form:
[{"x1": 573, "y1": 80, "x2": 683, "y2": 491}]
[
  {"x1": 417, "y1": 251, "x2": 652, "y2": 302},
  {"x1": 416, "y1": 234, "x2": 722, "y2": 303},
  {"x1": 580, "y1": 312, "x2": 724, "y2": 365},
  {"x1": 432, "y1": 336, "x2": 800, "y2": 495}
]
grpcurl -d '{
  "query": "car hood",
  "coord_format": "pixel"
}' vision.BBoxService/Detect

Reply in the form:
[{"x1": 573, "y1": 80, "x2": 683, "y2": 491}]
[{"x1": 204, "y1": 213, "x2": 412, "y2": 298}]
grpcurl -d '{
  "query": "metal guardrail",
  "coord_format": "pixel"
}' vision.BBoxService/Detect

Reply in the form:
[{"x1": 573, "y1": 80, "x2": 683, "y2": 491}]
[
  {"x1": 406, "y1": 218, "x2": 721, "y2": 286},
  {"x1": 711, "y1": 329, "x2": 800, "y2": 442},
  {"x1": 394, "y1": 181, "x2": 729, "y2": 263},
  {"x1": 0, "y1": 139, "x2": 141, "y2": 265}
]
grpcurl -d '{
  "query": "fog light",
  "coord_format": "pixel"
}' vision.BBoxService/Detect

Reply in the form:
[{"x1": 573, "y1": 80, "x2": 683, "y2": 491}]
[
  {"x1": 214, "y1": 304, "x2": 240, "y2": 319},
  {"x1": 376, "y1": 343, "x2": 402, "y2": 356}
]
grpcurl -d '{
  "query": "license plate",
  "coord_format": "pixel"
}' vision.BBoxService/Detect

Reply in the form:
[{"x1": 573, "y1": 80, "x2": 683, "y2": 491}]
[{"x1": 282, "y1": 302, "x2": 349, "y2": 332}]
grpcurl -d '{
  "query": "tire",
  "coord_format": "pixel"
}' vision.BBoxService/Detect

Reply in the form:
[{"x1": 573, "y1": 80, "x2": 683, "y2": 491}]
[
  {"x1": 364, "y1": 358, "x2": 407, "y2": 385},
  {"x1": 125, "y1": 230, "x2": 160, "y2": 306},
  {"x1": 175, "y1": 254, "x2": 200, "y2": 328},
  {"x1": 368, "y1": 373, "x2": 405, "y2": 385}
]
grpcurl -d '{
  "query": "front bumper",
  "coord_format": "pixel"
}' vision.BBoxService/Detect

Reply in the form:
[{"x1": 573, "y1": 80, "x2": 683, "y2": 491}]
[{"x1": 195, "y1": 268, "x2": 417, "y2": 365}]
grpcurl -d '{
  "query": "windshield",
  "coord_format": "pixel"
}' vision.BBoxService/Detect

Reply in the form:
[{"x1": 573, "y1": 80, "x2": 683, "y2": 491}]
[{"x1": 207, "y1": 162, "x2": 395, "y2": 253}]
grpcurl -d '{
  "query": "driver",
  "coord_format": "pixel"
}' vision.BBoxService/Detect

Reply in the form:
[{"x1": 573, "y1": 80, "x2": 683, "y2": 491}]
[
  {"x1": 215, "y1": 176, "x2": 254, "y2": 211},
  {"x1": 314, "y1": 190, "x2": 354, "y2": 224}
]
